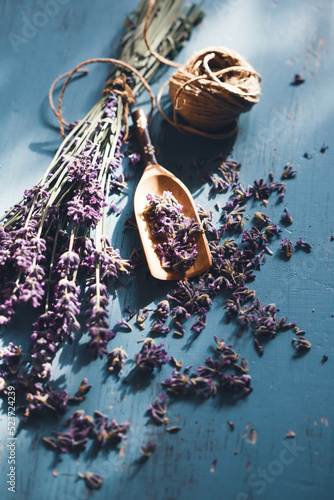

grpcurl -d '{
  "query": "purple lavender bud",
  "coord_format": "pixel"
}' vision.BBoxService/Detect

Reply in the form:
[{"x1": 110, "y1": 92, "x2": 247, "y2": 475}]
[
  {"x1": 79, "y1": 471, "x2": 105, "y2": 490},
  {"x1": 292, "y1": 74, "x2": 305, "y2": 85},
  {"x1": 128, "y1": 152, "x2": 141, "y2": 166},
  {"x1": 282, "y1": 163, "x2": 297, "y2": 179},
  {"x1": 254, "y1": 212, "x2": 271, "y2": 226},
  {"x1": 292, "y1": 336, "x2": 311, "y2": 351},
  {"x1": 141, "y1": 438, "x2": 157, "y2": 457},
  {"x1": 254, "y1": 338, "x2": 264, "y2": 357},
  {"x1": 281, "y1": 207, "x2": 293, "y2": 224},
  {"x1": 107, "y1": 347, "x2": 128, "y2": 373},
  {"x1": 296, "y1": 238, "x2": 312, "y2": 251},
  {"x1": 147, "y1": 393, "x2": 169, "y2": 425},
  {"x1": 143, "y1": 191, "x2": 201, "y2": 273},
  {"x1": 134, "y1": 338, "x2": 169, "y2": 373},
  {"x1": 162, "y1": 369, "x2": 196, "y2": 396},
  {"x1": 281, "y1": 238, "x2": 293, "y2": 258},
  {"x1": 265, "y1": 223, "x2": 281, "y2": 238},
  {"x1": 76, "y1": 378, "x2": 92, "y2": 396}
]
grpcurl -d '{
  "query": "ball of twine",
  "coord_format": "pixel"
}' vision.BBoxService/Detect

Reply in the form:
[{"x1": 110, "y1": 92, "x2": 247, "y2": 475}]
[
  {"x1": 156, "y1": 47, "x2": 261, "y2": 140},
  {"x1": 144, "y1": 1, "x2": 261, "y2": 140},
  {"x1": 165, "y1": 47, "x2": 261, "y2": 139}
]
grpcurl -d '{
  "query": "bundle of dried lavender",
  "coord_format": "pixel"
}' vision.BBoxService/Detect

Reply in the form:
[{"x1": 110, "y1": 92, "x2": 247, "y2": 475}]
[{"x1": 0, "y1": 0, "x2": 204, "y2": 418}]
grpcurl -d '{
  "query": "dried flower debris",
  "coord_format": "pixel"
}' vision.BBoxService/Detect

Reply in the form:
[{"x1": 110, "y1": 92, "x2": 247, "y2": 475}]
[
  {"x1": 147, "y1": 394, "x2": 169, "y2": 425},
  {"x1": 227, "y1": 421, "x2": 235, "y2": 431},
  {"x1": 161, "y1": 337, "x2": 253, "y2": 399},
  {"x1": 78, "y1": 471, "x2": 105, "y2": 490},
  {"x1": 282, "y1": 163, "x2": 297, "y2": 179},
  {"x1": 107, "y1": 347, "x2": 128, "y2": 373},
  {"x1": 141, "y1": 438, "x2": 156, "y2": 457},
  {"x1": 281, "y1": 238, "x2": 294, "y2": 258},
  {"x1": 143, "y1": 191, "x2": 201, "y2": 273},
  {"x1": 43, "y1": 409, "x2": 130, "y2": 453},
  {"x1": 292, "y1": 337, "x2": 312, "y2": 351},
  {"x1": 291, "y1": 74, "x2": 305, "y2": 85},
  {"x1": 281, "y1": 208, "x2": 293, "y2": 224},
  {"x1": 321, "y1": 355, "x2": 328, "y2": 365}
]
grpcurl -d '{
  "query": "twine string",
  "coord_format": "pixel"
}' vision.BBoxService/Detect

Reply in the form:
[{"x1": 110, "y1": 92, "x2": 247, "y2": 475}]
[
  {"x1": 48, "y1": 69, "x2": 89, "y2": 127},
  {"x1": 49, "y1": 57, "x2": 155, "y2": 141}
]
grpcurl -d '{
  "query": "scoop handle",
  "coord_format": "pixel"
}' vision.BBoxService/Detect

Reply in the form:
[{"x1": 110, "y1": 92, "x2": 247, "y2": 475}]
[{"x1": 132, "y1": 109, "x2": 158, "y2": 167}]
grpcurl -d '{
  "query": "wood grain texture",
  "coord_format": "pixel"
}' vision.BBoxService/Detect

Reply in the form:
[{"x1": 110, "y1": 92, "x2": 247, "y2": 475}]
[{"x1": 0, "y1": 1, "x2": 334, "y2": 500}]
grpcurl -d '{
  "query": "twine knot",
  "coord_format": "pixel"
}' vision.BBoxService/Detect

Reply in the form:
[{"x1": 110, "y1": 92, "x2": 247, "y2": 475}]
[{"x1": 103, "y1": 73, "x2": 136, "y2": 142}]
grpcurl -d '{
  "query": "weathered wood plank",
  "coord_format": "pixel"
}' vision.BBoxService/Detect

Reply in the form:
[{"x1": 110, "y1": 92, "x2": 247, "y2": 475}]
[{"x1": 0, "y1": 1, "x2": 333, "y2": 499}]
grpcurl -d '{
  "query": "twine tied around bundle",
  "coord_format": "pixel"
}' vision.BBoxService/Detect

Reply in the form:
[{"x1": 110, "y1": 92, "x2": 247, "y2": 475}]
[
  {"x1": 49, "y1": 58, "x2": 155, "y2": 141},
  {"x1": 144, "y1": 0, "x2": 262, "y2": 139}
]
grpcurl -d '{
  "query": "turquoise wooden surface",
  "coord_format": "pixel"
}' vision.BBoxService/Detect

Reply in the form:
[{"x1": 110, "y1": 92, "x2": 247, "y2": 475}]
[{"x1": 0, "y1": 1, "x2": 334, "y2": 499}]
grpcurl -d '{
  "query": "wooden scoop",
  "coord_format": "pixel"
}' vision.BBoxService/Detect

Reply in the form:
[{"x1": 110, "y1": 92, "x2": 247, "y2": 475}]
[{"x1": 132, "y1": 109, "x2": 212, "y2": 280}]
